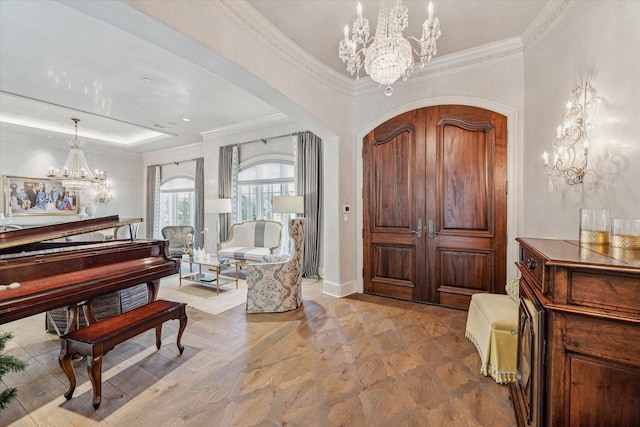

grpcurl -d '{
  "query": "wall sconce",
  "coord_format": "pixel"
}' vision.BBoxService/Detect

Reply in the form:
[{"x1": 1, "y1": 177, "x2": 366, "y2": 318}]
[
  {"x1": 94, "y1": 182, "x2": 112, "y2": 204},
  {"x1": 542, "y1": 82, "x2": 597, "y2": 189}
]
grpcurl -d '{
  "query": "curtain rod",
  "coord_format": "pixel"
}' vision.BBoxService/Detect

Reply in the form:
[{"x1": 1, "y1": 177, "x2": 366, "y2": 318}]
[
  {"x1": 149, "y1": 157, "x2": 202, "y2": 168},
  {"x1": 235, "y1": 132, "x2": 300, "y2": 147}
]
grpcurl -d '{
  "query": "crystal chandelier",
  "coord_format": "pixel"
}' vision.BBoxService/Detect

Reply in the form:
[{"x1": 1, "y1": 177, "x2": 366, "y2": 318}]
[
  {"x1": 339, "y1": 0, "x2": 441, "y2": 96},
  {"x1": 47, "y1": 118, "x2": 107, "y2": 193},
  {"x1": 542, "y1": 83, "x2": 597, "y2": 188}
]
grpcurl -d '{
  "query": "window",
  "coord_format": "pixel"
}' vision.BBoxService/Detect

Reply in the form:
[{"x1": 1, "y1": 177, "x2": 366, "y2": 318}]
[
  {"x1": 160, "y1": 177, "x2": 195, "y2": 229},
  {"x1": 238, "y1": 162, "x2": 295, "y2": 252}
]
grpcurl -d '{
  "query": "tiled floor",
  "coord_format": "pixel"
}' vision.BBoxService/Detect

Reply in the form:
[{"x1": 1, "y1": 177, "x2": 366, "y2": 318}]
[{"x1": 1, "y1": 278, "x2": 516, "y2": 426}]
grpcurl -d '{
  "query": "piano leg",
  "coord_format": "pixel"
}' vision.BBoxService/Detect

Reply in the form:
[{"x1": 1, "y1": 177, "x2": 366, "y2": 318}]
[
  {"x1": 64, "y1": 304, "x2": 79, "y2": 334},
  {"x1": 59, "y1": 341, "x2": 76, "y2": 401},
  {"x1": 84, "y1": 298, "x2": 99, "y2": 325},
  {"x1": 147, "y1": 279, "x2": 160, "y2": 303}
]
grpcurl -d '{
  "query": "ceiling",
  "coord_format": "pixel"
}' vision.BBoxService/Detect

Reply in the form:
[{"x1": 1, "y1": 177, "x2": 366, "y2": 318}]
[{"x1": 0, "y1": 0, "x2": 549, "y2": 154}]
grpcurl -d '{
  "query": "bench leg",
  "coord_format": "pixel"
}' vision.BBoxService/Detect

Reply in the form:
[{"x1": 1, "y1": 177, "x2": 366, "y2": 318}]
[
  {"x1": 155, "y1": 324, "x2": 162, "y2": 350},
  {"x1": 87, "y1": 354, "x2": 103, "y2": 409},
  {"x1": 58, "y1": 342, "x2": 76, "y2": 400},
  {"x1": 177, "y1": 311, "x2": 187, "y2": 355}
]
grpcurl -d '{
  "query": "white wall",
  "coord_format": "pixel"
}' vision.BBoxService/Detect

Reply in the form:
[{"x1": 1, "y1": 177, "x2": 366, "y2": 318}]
[
  {"x1": 523, "y1": 1, "x2": 640, "y2": 239},
  {"x1": 0, "y1": 127, "x2": 143, "y2": 227},
  {"x1": 125, "y1": 0, "x2": 353, "y2": 294}
]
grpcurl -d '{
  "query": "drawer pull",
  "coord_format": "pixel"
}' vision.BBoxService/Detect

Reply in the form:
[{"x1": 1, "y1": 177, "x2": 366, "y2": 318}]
[{"x1": 526, "y1": 258, "x2": 537, "y2": 269}]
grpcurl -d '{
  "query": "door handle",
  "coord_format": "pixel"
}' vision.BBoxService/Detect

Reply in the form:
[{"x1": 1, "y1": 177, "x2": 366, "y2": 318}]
[
  {"x1": 412, "y1": 218, "x2": 423, "y2": 238},
  {"x1": 428, "y1": 218, "x2": 435, "y2": 239}
]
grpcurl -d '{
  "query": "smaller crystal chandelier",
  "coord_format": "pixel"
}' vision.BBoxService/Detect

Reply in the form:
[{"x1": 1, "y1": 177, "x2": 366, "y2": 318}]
[
  {"x1": 47, "y1": 118, "x2": 107, "y2": 193},
  {"x1": 94, "y1": 182, "x2": 112, "y2": 204},
  {"x1": 339, "y1": 0, "x2": 441, "y2": 95},
  {"x1": 542, "y1": 82, "x2": 597, "y2": 188}
]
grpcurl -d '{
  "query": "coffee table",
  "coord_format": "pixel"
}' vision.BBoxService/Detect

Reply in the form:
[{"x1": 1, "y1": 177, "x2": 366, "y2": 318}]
[{"x1": 179, "y1": 256, "x2": 239, "y2": 295}]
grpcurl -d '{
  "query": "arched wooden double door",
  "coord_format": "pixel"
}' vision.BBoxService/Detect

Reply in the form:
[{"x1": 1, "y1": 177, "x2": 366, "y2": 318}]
[{"x1": 363, "y1": 105, "x2": 507, "y2": 309}]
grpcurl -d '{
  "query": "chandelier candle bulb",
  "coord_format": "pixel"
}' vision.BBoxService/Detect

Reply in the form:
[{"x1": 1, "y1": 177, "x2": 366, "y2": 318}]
[{"x1": 428, "y1": 1, "x2": 433, "y2": 21}]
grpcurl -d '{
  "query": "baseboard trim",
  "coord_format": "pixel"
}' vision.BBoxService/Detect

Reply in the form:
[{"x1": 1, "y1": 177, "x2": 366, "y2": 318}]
[{"x1": 323, "y1": 280, "x2": 356, "y2": 298}]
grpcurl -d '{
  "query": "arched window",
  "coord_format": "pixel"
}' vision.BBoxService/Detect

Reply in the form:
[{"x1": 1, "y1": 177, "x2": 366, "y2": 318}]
[
  {"x1": 238, "y1": 162, "x2": 295, "y2": 252},
  {"x1": 160, "y1": 177, "x2": 195, "y2": 229}
]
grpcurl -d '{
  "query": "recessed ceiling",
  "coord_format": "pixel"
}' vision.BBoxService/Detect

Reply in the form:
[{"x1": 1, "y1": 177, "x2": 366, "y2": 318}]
[{"x1": 0, "y1": 0, "x2": 549, "y2": 153}]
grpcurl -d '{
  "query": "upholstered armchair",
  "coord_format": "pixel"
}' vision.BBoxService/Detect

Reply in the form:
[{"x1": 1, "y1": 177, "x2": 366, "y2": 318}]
[
  {"x1": 161, "y1": 225, "x2": 195, "y2": 258},
  {"x1": 245, "y1": 218, "x2": 305, "y2": 313}
]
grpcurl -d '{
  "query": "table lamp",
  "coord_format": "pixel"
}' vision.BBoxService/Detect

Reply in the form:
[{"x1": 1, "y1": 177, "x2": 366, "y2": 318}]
[{"x1": 205, "y1": 198, "x2": 232, "y2": 251}]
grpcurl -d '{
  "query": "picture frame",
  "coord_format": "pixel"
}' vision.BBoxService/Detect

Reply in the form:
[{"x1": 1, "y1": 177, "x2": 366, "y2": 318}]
[{"x1": 3, "y1": 175, "x2": 80, "y2": 216}]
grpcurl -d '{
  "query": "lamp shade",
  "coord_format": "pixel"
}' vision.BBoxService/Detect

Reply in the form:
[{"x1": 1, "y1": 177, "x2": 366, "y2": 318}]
[
  {"x1": 205, "y1": 198, "x2": 232, "y2": 213},
  {"x1": 273, "y1": 196, "x2": 304, "y2": 214}
]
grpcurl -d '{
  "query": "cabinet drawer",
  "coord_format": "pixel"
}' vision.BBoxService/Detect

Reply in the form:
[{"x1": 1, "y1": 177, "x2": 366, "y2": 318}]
[
  {"x1": 569, "y1": 271, "x2": 640, "y2": 315},
  {"x1": 519, "y1": 246, "x2": 545, "y2": 292}
]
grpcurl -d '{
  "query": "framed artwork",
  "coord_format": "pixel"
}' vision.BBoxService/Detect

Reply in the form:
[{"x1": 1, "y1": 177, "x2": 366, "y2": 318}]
[{"x1": 3, "y1": 175, "x2": 80, "y2": 216}]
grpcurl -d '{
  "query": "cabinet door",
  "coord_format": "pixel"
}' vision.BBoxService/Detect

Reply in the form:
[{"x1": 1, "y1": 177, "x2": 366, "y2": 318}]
[{"x1": 512, "y1": 277, "x2": 545, "y2": 426}]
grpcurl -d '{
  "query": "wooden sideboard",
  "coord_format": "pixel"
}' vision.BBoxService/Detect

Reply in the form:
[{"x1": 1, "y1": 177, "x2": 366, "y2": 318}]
[{"x1": 509, "y1": 238, "x2": 640, "y2": 427}]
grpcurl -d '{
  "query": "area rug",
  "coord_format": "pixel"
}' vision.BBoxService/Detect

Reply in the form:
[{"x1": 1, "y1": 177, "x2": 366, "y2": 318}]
[{"x1": 157, "y1": 273, "x2": 247, "y2": 315}]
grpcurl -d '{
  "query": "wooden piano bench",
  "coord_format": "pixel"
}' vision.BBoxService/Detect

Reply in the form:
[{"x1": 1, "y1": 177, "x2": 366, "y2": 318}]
[{"x1": 58, "y1": 299, "x2": 188, "y2": 409}]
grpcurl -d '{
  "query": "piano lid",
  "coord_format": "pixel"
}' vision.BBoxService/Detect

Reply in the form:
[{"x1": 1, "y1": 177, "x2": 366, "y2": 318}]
[{"x1": 0, "y1": 215, "x2": 143, "y2": 251}]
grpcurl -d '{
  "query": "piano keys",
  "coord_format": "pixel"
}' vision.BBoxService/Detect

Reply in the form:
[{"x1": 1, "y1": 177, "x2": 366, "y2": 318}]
[{"x1": 0, "y1": 215, "x2": 179, "y2": 328}]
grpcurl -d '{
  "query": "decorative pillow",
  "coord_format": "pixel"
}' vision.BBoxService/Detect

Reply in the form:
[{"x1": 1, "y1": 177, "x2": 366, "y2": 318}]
[{"x1": 505, "y1": 277, "x2": 520, "y2": 303}]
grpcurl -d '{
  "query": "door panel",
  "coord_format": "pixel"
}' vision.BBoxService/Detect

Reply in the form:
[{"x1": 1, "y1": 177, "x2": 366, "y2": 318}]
[
  {"x1": 429, "y1": 105, "x2": 506, "y2": 307},
  {"x1": 363, "y1": 105, "x2": 506, "y2": 308},
  {"x1": 363, "y1": 110, "x2": 426, "y2": 301},
  {"x1": 438, "y1": 119, "x2": 492, "y2": 234}
]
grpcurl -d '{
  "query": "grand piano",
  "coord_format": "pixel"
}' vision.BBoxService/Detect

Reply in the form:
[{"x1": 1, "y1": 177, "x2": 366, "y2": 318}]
[{"x1": 0, "y1": 215, "x2": 179, "y2": 330}]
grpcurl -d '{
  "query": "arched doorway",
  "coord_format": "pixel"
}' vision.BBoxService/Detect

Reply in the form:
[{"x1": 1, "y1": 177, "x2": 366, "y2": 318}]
[{"x1": 362, "y1": 105, "x2": 508, "y2": 309}]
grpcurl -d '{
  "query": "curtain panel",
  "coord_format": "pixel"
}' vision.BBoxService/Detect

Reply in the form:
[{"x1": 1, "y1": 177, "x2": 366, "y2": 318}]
[
  {"x1": 218, "y1": 145, "x2": 237, "y2": 243},
  {"x1": 296, "y1": 131, "x2": 323, "y2": 279},
  {"x1": 194, "y1": 157, "x2": 205, "y2": 249},
  {"x1": 145, "y1": 165, "x2": 161, "y2": 239}
]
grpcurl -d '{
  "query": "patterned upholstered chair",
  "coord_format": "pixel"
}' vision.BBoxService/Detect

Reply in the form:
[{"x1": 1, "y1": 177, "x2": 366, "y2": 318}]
[
  {"x1": 161, "y1": 225, "x2": 194, "y2": 258},
  {"x1": 245, "y1": 218, "x2": 305, "y2": 313}
]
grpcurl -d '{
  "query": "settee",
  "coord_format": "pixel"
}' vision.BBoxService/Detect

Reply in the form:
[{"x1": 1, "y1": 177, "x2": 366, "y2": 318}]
[{"x1": 217, "y1": 220, "x2": 283, "y2": 262}]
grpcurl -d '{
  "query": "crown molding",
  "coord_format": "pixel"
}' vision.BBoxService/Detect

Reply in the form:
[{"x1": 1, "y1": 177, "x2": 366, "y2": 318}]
[
  {"x1": 214, "y1": 0, "x2": 353, "y2": 96},
  {"x1": 521, "y1": 0, "x2": 575, "y2": 51},
  {"x1": 353, "y1": 37, "x2": 524, "y2": 96},
  {"x1": 200, "y1": 112, "x2": 295, "y2": 140},
  {"x1": 213, "y1": 0, "x2": 573, "y2": 99}
]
